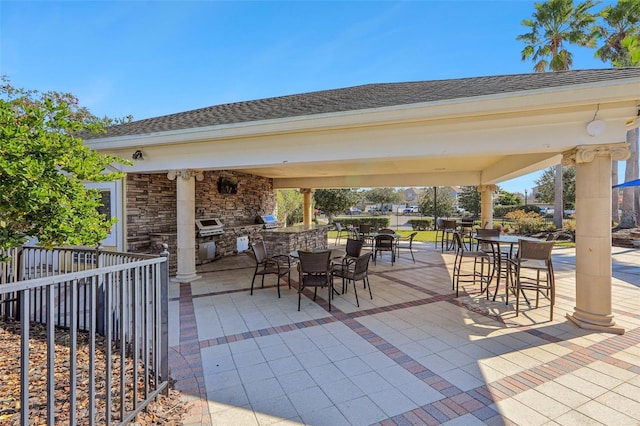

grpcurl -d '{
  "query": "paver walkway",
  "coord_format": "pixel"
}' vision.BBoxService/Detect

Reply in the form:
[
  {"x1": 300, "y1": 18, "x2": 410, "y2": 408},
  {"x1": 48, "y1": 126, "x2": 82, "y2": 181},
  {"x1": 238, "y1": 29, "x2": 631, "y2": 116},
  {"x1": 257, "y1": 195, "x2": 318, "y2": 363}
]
[{"x1": 168, "y1": 241, "x2": 640, "y2": 425}]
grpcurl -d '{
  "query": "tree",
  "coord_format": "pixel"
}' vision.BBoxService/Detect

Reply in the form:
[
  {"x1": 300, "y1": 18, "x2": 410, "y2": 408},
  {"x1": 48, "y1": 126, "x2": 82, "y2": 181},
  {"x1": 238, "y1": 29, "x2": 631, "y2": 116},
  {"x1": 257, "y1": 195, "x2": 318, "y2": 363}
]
[
  {"x1": 593, "y1": 0, "x2": 640, "y2": 228},
  {"x1": 276, "y1": 190, "x2": 303, "y2": 226},
  {"x1": 534, "y1": 166, "x2": 576, "y2": 209},
  {"x1": 313, "y1": 188, "x2": 358, "y2": 223},
  {"x1": 518, "y1": 0, "x2": 598, "y2": 229},
  {"x1": 363, "y1": 187, "x2": 403, "y2": 210},
  {"x1": 496, "y1": 190, "x2": 523, "y2": 206},
  {"x1": 0, "y1": 79, "x2": 129, "y2": 252},
  {"x1": 458, "y1": 186, "x2": 481, "y2": 217},
  {"x1": 420, "y1": 187, "x2": 456, "y2": 218}
]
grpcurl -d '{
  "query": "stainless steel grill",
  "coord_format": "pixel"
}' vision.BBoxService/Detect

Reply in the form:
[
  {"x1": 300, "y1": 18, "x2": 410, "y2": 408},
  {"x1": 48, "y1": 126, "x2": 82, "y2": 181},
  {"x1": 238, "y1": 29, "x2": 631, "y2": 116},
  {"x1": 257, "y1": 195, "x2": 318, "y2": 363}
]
[
  {"x1": 195, "y1": 218, "x2": 224, "y2": 237},
  {"x1": 256, "y1": 215, "x2": 279, "y2": 229}
]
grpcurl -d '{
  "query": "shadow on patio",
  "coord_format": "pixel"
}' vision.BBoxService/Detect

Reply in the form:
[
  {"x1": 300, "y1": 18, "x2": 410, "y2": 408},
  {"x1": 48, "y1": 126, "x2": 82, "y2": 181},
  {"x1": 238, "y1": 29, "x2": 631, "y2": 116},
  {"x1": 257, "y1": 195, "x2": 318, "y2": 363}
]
[{"x1": 168, "y1": 240, "x2": 640, "y2": 425}]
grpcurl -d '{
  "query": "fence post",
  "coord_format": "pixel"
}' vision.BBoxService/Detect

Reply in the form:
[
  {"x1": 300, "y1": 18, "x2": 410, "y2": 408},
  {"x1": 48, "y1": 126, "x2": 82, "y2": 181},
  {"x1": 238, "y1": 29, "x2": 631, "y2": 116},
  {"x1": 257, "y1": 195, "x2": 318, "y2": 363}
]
[
  {"x1": 96, "y1": 245, "x2": 106, "y2": 335},
  {"x1": 159, "y1": 243, "x2": 170, "y2": 395}
]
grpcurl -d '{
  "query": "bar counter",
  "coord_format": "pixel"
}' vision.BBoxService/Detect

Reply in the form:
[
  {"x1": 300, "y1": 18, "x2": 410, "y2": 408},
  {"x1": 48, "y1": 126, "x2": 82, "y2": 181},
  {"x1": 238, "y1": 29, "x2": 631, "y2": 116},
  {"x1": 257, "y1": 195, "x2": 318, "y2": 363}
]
[{"x1": 262, "y1": 224, "x2": 329, "y2": 257}]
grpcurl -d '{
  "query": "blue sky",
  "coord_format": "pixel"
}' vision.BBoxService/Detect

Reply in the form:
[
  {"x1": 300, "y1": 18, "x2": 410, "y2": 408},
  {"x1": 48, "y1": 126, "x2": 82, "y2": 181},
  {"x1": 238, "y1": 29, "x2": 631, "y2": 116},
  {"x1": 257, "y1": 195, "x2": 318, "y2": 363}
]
[{"x1": 0, "y1": 0, "x2": 623, "y2": 193}]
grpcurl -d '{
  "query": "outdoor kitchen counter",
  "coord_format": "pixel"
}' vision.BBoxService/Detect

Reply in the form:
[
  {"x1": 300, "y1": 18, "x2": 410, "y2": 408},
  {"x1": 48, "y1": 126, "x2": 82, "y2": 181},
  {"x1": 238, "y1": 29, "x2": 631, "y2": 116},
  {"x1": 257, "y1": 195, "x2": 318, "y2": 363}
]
[{"x1": 262, "y1": 224, "x2": 329, "y2": 257}]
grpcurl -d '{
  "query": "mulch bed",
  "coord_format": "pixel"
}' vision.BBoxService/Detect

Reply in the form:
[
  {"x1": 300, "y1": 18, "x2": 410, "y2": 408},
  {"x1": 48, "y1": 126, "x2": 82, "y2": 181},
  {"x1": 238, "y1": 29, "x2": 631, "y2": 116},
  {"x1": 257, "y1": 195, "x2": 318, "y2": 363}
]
[{"x1": 0, "y1": 318, "x2": 190, "y2": 425}]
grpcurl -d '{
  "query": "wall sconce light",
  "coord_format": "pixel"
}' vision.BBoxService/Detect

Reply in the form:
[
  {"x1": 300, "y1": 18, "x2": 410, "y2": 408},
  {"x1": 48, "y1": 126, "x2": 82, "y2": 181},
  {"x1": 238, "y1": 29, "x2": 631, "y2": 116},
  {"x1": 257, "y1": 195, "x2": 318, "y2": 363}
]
[{"x1": 132, "y1": 150, "x2": 144, "y2": 160}]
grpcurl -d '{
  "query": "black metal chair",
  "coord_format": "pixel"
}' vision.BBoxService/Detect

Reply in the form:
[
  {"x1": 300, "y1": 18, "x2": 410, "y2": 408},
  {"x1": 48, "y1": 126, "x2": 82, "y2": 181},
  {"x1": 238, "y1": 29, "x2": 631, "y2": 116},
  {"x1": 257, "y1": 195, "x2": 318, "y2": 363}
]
[
  {"x1": 297, "y1": 250, "x2": 333, "y2": 311},
  {"x1": 250, "y1": 241, "x2": 292, "y2": 298},
  {"x1": 396, "y1": 232, "x2": 418, "y2": 263},
  {"x1": 373, "y1": 234, "x2": 395, "y2": 265},
  {"x1": 508, "y1": 239, "x2": 556, "y2": 320},
  {"x1": 452, "y1": 232, "x2": 491, "y2": 297},
  {"x1": 332, "y1": 252, "x2": 373, "y2": 306}
]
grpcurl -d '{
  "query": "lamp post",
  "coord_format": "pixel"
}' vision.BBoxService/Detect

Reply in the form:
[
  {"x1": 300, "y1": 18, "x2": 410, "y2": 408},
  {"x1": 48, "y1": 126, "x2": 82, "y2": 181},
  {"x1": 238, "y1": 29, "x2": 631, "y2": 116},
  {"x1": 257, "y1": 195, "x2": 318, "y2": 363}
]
[{"x1": 524, "y1": 189, "x2": 528, "y2": 206}]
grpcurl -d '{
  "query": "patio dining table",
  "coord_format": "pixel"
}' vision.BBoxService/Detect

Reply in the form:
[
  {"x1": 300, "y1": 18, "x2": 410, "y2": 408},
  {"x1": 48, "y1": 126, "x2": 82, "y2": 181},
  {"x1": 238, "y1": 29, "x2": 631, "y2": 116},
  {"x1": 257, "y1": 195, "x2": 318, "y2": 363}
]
[
  {"x1": 473, "y1": 234, "x2": 541, "y2": 303},
  {"x1": 289, "y1": 248, "x2": 346, "y2": 259}
]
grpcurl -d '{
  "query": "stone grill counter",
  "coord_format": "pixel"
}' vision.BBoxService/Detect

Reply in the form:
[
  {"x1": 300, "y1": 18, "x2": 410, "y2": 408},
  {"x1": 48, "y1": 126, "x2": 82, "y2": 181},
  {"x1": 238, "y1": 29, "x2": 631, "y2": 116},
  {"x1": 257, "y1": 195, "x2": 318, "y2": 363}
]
[{"x1": 262, "y1": 225, "x2": 329, "y2": 257}]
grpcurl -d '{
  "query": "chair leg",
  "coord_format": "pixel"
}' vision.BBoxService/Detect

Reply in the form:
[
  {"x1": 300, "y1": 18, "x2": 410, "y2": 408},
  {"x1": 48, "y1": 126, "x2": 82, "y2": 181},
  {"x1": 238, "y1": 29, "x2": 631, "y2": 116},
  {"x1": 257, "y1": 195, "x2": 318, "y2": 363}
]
[
  {"x1": 250, "y1": 273, "x2": 257, "y2": 295},
  {"x1": 352, "y1": 279, "x2": 359, "y2": 307},
  {"x1": 276, "y1": 276, "x2": 281, "y2": 298},
  {"x1": 365, "y1": 276, "x2": 373, "y2": 299}
]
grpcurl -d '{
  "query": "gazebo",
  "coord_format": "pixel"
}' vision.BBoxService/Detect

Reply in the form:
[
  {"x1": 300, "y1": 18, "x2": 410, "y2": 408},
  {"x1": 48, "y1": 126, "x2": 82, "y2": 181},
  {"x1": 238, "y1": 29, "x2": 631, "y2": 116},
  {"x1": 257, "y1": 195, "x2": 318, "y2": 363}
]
[{"x1": 84, "y1": 67, "x2": 640, "y2": 334}]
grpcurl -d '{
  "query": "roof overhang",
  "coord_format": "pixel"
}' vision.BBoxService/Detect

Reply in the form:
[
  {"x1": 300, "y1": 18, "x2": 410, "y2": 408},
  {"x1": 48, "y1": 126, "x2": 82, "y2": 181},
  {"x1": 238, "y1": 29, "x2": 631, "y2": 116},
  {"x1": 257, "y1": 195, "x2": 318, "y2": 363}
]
[{"x1": 85, "y1": 75, "x2": 640, "y2": 189}]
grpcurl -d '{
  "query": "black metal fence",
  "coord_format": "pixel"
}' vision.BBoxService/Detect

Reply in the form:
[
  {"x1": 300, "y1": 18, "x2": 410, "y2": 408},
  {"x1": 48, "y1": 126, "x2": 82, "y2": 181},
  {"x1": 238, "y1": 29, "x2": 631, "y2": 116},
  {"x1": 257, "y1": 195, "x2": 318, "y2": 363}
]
[{"x1": 0, "y1": 246, "x2": 169, "y2": 425}]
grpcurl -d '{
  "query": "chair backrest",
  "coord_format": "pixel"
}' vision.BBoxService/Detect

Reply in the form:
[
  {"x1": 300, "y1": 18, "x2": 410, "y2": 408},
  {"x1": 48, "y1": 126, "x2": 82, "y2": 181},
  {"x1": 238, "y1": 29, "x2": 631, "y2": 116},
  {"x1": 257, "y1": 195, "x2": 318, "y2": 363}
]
[
  {"x1": 408, "y1": 232, "x2": 418, "y2": 243},
  {"x1": 375, "y1": 234, "x2": 394, "y2": 249},
  {"x1": 518, "y1": 240, "x2": 554, "y2": 262},
  {"x1": 335, "y1": 222, "x2": 343, "y2": 232},
  {"x1": 378, "y1": 228, "x2": 395, "y2": 234},
  {"x1": 443, "y1": 219, "x2": 457, "y2": 230},
  {"x1": 251, "y1": 241, "x2": 268, "y2": 263},
  {"x1": 298, "y1": 250, "x2": 331, "y2": 273},
  {"x1": 359, "y1": 224, "x2": 372, "y2": 234},
  {"x1": 345, "y1": 238, "x2": 364, "y2": 257},
  {"x1": 354, "y1": 252, "x2": 372, "y2": 275},
  {"x1": 461, "y1": 218, "x2": 474, "y2": 224},
  {"x1": 475, "y1": 229, "x2": 499, "y2": 238}
]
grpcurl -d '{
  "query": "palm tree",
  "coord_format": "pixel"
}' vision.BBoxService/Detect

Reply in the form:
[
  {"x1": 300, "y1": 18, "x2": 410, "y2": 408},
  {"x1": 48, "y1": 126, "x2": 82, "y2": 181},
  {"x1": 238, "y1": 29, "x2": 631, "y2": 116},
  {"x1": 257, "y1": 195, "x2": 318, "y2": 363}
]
[
  {"x1": 593, "y1": 0, "x2": 640, "y2": 228},
  {"x1": 518, "y1": 0, "x2": 598, "y2": 229}
]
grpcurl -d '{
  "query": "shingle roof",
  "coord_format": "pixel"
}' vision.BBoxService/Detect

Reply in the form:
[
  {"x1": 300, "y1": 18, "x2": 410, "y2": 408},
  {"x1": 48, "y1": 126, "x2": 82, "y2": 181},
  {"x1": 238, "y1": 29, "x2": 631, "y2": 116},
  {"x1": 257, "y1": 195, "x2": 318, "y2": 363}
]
[{"x1": 86, "y1": 68, "x2": 640, "y2": 140}]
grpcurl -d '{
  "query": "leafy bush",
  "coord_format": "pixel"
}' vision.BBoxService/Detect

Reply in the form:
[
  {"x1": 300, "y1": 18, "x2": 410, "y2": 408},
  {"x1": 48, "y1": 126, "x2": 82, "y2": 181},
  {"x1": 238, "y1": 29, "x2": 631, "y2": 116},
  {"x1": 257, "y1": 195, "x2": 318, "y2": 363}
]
[
  {"x1": 407, "y1": 218, "x2": 434, "y2": 230},
  {"x1": 504, "y1": 210, "x2": 555, "y2": 234},
  {"x1": 494, "y1": 205, "x2": 541, "y2": 218},
  {"x1": 333, "y1": 217, "x2": 390, "y2": 229}
]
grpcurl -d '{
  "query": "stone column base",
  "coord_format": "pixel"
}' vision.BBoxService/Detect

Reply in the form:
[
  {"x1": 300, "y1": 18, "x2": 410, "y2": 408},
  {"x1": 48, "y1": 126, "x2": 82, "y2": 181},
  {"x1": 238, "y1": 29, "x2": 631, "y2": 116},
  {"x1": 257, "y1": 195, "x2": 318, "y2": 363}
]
[
  {"x1": 566, "y1": 313, "x2": 625, "y2": 335},
  {"x1": 172, "y1": 273, "x2": 201, "y2": 284}
]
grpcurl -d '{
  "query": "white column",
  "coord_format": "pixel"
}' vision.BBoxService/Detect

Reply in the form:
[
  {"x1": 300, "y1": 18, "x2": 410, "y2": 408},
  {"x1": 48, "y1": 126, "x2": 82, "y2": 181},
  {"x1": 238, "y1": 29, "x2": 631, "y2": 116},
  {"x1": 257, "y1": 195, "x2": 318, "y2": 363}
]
[
  {"x1": 478, "y1": 185, "x2": 497, "y2": 229},
  {"x1": 301, "y1": 188, "x2": 314, "y2": 226},
  {"x1": 563, "y1": 144, "x2": 629, "y2": 334},
  {"x1": 168, "y1": 169, "x2": 203, "y2": 283}
]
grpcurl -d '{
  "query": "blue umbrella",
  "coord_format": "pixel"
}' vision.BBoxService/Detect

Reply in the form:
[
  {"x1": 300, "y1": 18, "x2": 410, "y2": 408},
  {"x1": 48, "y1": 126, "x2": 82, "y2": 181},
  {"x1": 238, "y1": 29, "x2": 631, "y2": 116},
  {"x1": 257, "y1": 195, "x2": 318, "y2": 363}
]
[{"x1": 613, "y1": 179, "x2": 640, "y2": 188}]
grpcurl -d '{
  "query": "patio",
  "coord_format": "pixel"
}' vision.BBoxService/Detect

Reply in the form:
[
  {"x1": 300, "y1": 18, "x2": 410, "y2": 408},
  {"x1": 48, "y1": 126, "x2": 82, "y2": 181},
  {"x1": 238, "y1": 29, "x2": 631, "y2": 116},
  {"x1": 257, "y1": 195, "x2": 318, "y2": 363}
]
[{"x1": 168, "y1": 240, "x2": 640, "y2": 425}]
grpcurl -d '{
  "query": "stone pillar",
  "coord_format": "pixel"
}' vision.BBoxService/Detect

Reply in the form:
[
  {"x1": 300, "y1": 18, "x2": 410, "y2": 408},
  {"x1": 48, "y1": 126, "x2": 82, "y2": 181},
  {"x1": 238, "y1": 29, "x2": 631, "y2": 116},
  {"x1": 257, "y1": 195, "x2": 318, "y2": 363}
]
[
  {"x1": 301, "y1": 188, "x2": 314, "y2": 226},
  {"x1": 562, "y1": 143, "x2": 630, "y2": 334},
  {"x1": 478, "y1": 185, "x2": 497, "y2": 229},
  {"x1": 168, "y1": 169, "x2": 203, "y2": 283}
]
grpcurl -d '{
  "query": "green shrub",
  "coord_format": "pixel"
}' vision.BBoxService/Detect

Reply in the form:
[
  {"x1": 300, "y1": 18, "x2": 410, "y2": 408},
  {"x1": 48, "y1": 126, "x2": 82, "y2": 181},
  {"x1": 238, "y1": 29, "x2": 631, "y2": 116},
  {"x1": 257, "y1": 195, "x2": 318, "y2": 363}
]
[
  {"x1": 333, "y1": 217, "x2": 390, "y2": 229},
  {"x1": 494, "y1": 205, "x2": 541, "y2": 218},
  {"x1": 504, "y1": 210, "x2": 555, "y2": 234},
  {"x1": 407, "y1": 218, "x2": 433, "y2": 230}
]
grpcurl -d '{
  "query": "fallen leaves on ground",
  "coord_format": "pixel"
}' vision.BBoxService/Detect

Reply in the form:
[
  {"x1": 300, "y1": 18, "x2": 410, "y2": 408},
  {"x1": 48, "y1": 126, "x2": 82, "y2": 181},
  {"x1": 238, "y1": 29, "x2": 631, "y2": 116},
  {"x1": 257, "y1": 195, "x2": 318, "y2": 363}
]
[{"x1": 0, "y1": 318, "x2": 189, "y2": 425}]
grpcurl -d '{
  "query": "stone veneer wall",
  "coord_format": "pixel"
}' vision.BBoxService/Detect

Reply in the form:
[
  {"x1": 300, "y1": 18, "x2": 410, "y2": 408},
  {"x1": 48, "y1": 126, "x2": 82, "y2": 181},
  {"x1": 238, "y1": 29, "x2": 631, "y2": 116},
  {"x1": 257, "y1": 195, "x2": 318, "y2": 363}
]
[{"x1": 126, "y1": 170, "x2": 277, "y2": 274}]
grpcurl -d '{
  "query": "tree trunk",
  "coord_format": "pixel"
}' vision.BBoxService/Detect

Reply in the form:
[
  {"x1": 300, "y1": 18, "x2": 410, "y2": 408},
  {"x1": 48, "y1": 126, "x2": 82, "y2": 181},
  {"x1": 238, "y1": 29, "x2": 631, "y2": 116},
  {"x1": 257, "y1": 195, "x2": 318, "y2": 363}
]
[
  {"x1": 553, "y1": 164, "x2": 563, "y2": 229},
  {"x1": 619, "y1": 129, "x2": 639, "y2": 229},
  {"x1": 612, "y1": 159, "x2": 619, "y2": 224}
]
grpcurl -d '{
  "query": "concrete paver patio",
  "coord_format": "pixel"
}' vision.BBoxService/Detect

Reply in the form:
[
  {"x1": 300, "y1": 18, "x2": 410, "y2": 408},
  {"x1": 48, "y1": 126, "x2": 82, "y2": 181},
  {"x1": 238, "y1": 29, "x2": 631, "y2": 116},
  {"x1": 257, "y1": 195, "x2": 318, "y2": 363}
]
[{"x1": 168, "y1": 240, "x2": 640, "y2": 425}]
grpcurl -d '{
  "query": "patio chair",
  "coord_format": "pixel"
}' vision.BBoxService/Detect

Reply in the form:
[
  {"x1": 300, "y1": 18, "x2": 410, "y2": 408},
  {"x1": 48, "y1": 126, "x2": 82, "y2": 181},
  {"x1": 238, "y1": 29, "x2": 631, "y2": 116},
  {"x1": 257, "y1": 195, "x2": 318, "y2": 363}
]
[
  {"x1": 396, "y1": 231, "x2": 418, "y2": 263},
  {"x1": 452, "y1": 232, "x2": 491, "y2": 297},
  {"x1": 250, "y1": 240, "x2": 292, "y2": 298},
  {"x1": 434, "y1": 218, "x2": 445, "y2": 250},
  {"x1": 373, "y1": 234, "x2": 395, "y2": 265},
  {"x1": 332, "y1": 238, "x2": 364, "y2": 290},
  {"x1": 297, "y1": 250, "x2": 334, "y2": 311},
  {"x1": 442, "y1": 219, "x2": 458, "y2": 252},
  {"x1": 508, "y1": 239, "x2": 555, "y2": 320},
  {"x1": 332, "y1": 252, "x2": 373, "y2": 306}
]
